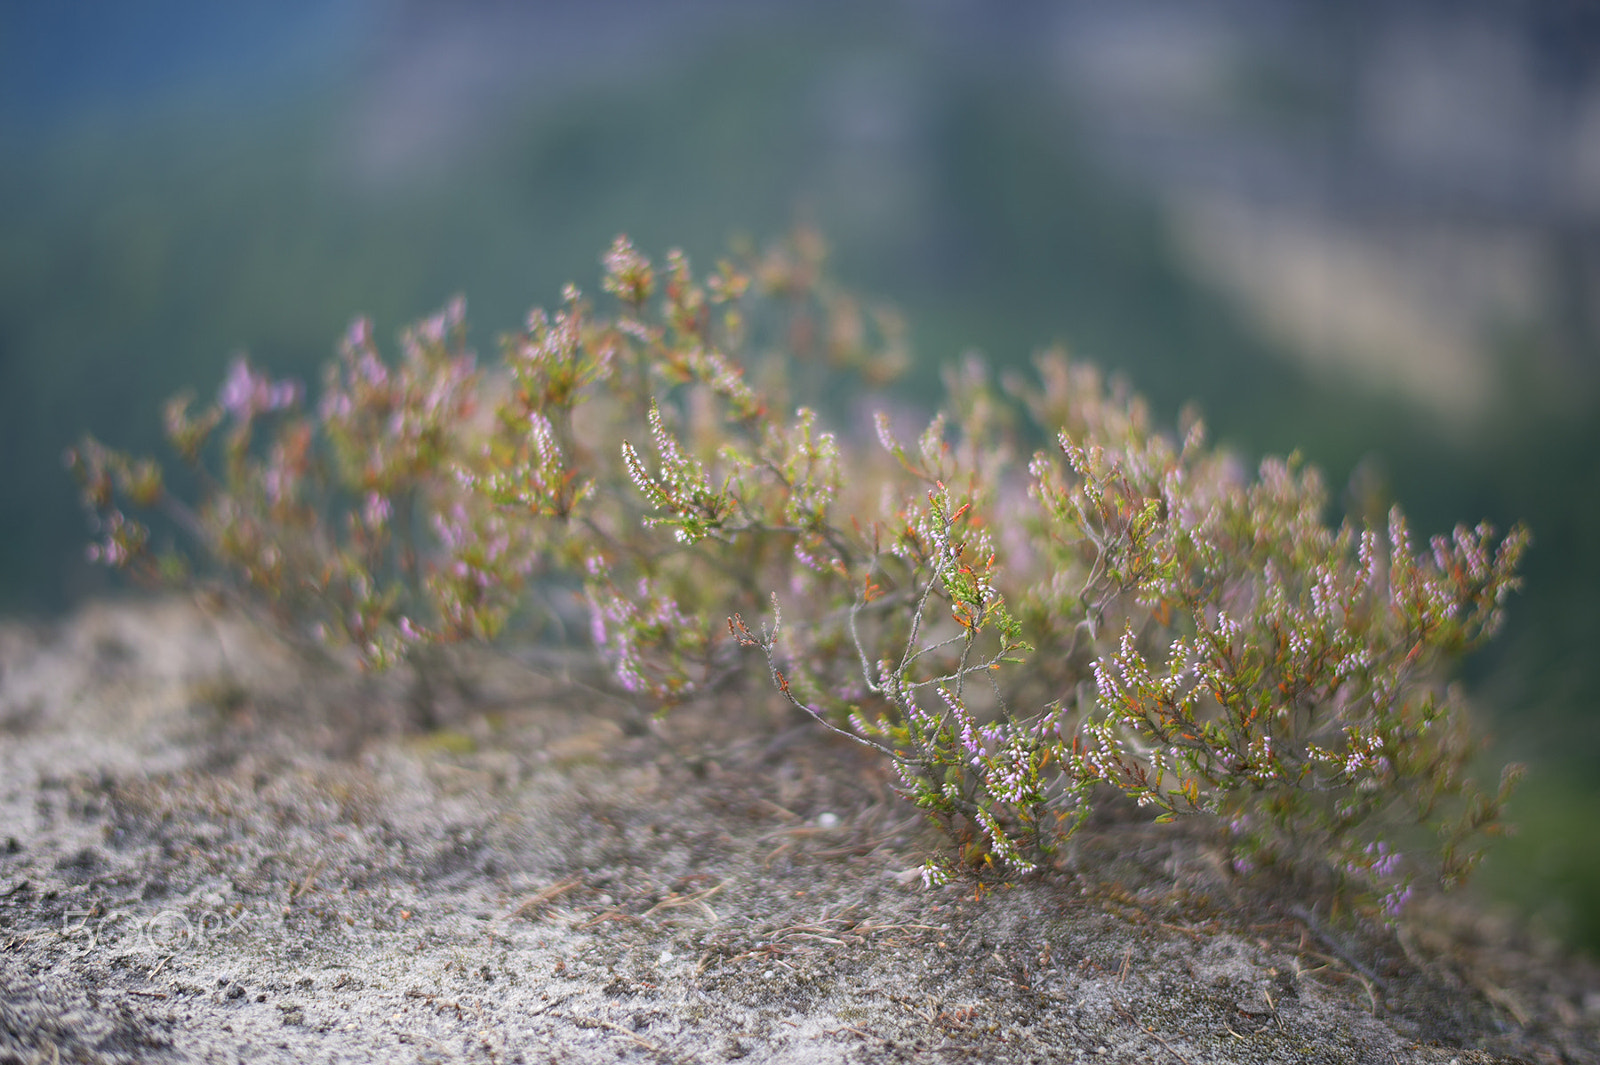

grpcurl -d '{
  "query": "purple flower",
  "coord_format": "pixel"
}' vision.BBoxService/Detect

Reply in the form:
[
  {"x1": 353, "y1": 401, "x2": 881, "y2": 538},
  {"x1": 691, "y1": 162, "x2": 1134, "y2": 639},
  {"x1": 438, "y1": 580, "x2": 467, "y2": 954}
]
[
  {"x1": 344, "y1": 317, "x2": 371, "y2": 351},
  {"x1": 218, "y1": 357, "x2": 302, "y2": 419},
  {"x1": 363, "y1": 492, "x2": 392, "y2": 528},
  {"x1": 1381, "y1": 884, "x2": 1413, "y2": 919},
  {"x1": 218, "y1": 358, "x2": 258, "y2": 418}
]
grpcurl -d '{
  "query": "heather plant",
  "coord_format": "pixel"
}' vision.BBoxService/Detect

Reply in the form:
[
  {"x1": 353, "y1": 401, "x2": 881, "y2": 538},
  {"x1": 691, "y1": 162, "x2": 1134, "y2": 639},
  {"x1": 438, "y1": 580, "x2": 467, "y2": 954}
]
[{"x1": 69, "y1": 233, "x2": 1528, "y2": 922}]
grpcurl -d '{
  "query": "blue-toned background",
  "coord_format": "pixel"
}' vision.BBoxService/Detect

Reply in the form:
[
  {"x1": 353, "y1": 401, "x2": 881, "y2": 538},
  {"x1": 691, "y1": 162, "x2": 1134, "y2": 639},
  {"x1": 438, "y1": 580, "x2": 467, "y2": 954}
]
[{"x1": 3, "y1": 0, "x2": 1597, "y2": 952}]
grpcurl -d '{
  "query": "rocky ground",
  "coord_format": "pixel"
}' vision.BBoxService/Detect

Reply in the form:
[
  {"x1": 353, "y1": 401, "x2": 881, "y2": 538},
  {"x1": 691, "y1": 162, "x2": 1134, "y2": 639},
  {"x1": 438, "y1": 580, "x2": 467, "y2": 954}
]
[{"x1": 1, "y1": 597, "x2": 1597, "y2": 1064}]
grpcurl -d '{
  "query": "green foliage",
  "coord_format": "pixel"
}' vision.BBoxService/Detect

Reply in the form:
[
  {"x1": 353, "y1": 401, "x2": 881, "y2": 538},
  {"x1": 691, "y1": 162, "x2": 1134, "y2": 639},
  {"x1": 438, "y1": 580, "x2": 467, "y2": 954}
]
[{"x1": 67, "y1": 234, "x2": 1528, "y2": 922}]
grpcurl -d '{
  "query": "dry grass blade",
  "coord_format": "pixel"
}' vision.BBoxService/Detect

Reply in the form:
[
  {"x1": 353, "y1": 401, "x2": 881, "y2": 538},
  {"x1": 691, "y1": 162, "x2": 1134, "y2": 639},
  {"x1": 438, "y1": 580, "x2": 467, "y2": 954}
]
[
  {"x1": 509, "y1": 875, "x2": 583, "y2": 920},
  {"x1": 289, "y1": 857, "x2": 325, "y2": 901},
  {"x1": 642, "y1": 880, "x2": 726, "y2": 921},
  {"x1": 567, "y1": 1013, "x2": 691, "y2": 1064}
]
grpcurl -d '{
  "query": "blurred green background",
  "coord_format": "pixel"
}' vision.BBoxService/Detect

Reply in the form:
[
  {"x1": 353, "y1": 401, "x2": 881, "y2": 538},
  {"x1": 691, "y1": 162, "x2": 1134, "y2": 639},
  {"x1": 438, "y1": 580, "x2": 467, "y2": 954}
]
[{"x1": 3, "y1": 1, "x2": 1597, "y2": 952}]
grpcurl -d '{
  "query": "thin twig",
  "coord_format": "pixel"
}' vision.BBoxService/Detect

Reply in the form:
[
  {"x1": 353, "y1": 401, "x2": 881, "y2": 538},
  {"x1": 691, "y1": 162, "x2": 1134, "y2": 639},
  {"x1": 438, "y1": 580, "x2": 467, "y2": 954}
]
[
  {"x1": 1145, "y1": 1026, "x2": 1195, "y2": 1065},
  {"x1": 1286, "y1": 904, "x2": 1386, "y2": 990}
]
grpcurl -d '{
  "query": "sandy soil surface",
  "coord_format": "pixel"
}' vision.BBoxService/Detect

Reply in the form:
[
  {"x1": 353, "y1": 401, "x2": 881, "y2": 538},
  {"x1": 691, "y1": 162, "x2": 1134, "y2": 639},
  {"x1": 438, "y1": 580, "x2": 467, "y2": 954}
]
[{"x1": 2, "y1": 597, "x2": 1597, "y2": 1064}]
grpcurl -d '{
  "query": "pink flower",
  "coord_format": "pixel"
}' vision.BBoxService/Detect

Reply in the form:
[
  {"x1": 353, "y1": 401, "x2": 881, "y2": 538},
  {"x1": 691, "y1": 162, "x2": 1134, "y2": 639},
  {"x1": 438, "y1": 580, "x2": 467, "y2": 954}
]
[{"x1": 218, "y1": 357, "x2": 302, "y2": 419}]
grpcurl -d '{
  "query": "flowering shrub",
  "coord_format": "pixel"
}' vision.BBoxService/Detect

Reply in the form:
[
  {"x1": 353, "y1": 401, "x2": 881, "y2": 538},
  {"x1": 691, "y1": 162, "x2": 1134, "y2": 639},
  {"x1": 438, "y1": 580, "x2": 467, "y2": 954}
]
[{"x1": 67, "y1": 233, "x2": 1527, "y2": 920}]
